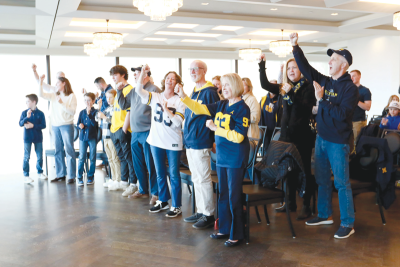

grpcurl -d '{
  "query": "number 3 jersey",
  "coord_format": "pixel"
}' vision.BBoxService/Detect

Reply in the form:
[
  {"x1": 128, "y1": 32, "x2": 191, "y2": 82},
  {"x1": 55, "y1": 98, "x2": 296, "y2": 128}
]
[
  {"x1": 146, "y1": 92, "x2": 186, "y2": 151},
  {"x1": 182, "y1": 98, "x2": 250, "y2": 168}
]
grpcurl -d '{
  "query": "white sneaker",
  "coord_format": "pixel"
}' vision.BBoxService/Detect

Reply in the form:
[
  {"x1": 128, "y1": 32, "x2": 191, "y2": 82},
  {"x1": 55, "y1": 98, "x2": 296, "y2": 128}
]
[
  {"x1": 24, "y1": 177, "x2": 34, "y2": 184},
  {"x1": 103, "y1": 179, "x2": 114, "y2": 188},
  {"x1": 108, "y1": 181, "x2": 121, "y2": 191},
  {"x1": 38, "y1": 173, "x2": 48, "y2": 180},
  {"x1": 119, "y1": 181, "x2": 129, "y2": 191},
  {"x1": 122, "y1": 184, "x2": 138, "y2": 197}
]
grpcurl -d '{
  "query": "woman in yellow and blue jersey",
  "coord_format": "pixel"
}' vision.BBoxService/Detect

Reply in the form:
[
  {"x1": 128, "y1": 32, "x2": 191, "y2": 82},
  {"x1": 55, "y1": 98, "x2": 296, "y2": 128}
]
[{"x1": 175, "y1": 73, "x2": 250, "y2": 247}]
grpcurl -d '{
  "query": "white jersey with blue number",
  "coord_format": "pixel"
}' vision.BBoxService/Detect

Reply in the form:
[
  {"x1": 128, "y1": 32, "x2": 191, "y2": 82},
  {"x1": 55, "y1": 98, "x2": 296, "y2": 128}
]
[{"x1": 146, "y1": 92, "x2": 186, "y2": 151}]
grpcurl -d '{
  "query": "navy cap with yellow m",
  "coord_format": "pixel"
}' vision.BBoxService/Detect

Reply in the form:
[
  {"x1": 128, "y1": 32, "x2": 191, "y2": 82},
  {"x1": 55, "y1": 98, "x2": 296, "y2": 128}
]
[{"x1": 327, "y1": 48, "x2": 353, "y2": 66}]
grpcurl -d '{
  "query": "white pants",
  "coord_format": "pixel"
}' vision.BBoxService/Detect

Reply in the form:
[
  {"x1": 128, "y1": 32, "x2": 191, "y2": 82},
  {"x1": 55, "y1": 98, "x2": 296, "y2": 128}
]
[{"x1": 186, "y1": 148, "x2": 214, "y2": 216}]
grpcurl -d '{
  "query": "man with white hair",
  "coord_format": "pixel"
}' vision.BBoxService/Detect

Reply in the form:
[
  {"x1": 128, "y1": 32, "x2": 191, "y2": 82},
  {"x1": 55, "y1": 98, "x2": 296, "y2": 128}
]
[
  {"x1": 183, "y1": 60, "x2": 220, "y2": 229},
  {"x1": 290, "y1": 33, "x2": 358, "y2": 239}
]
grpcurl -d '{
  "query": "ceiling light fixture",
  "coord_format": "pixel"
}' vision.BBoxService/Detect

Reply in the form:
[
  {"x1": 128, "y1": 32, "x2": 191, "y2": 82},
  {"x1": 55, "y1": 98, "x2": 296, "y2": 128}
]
[
  {"x1": 201, "y1": 2, "x2": 209, "y2": 5},
  {"x1": 269, "y1": 29, "x2": 292, "y2": 58},
  {"x1": 394, "y1": 11, "x2": 400, "y2": 30},
  {"x1": 133, "y1": 0, "x2": 183, "y2": 21},
  {"x1": 168, "y1": 23, "x2": 199, "y2": 29},
  {"x1": 89, "y1": 19, "x2": 123, "y2": 56},
  {"x1": 360, "y1": 0, "x2": 400, "y2": 4},
  {"x1": 155, "y1": 31, "x2": 220, "y2": 37},
  {"x1": 331, "y1": 13, "x2": 338, "y2": 15},
  {"x1": 239, "y1": 39, "x2": 262, "y2": 62},
  {"x1": 181, "y1": 39, "x2": 204, "y2": 42},
  {"x1": 212, "y1": 25, "x2": 243, "y2": 31},
  {"x1": 270, "y1": 8, "x2": 278, "y2": 10},
  {"x1": 84, "y1": 43, "x2": 107, "y2": 58}
]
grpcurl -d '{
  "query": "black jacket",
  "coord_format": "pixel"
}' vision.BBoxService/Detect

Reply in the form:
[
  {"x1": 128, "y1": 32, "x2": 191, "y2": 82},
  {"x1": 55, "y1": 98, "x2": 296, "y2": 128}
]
[
  {"x1": 255, "y1": 140, "x2": 306, "y2": 197},
  {"x1": 292, "y1": 45, "x2": 359, "y2": 144},
  {"x1": 351, "y1": 136, "x2": 396, "y2": 209},
  {"x1": 258, "y1": 60, "x2": 315, "y2": 144}
]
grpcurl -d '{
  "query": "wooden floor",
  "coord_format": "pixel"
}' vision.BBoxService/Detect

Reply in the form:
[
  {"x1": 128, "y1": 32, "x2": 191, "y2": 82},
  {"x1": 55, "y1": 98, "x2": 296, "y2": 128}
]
[{"x1": 1, "y1": 168, "x2": 400, "y2": 267}]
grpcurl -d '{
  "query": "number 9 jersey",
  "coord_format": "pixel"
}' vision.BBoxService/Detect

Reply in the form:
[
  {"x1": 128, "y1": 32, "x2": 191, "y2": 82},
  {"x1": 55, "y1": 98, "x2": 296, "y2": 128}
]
[{"x1": 146, "y1": 92, "x2": 186, "y2": 151}]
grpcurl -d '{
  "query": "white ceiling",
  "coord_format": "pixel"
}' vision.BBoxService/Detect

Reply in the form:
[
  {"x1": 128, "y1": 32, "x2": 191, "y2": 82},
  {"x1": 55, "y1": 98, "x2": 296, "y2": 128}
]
[{"x1": 0, "y1": 0, "x2": 399, "y2": 59}]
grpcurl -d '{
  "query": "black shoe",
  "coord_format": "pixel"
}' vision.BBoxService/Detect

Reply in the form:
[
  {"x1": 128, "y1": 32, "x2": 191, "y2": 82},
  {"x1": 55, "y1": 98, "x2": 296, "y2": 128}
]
[
  {"x1": 334, "y1": 226, "x2": 355, "y2": 239},
  {"x1": 193, "y1": 215, "x2": 215, "y2": 229},
  {"x1": 184, "y1": 213, "x2": 203, "y2": 223},
  {"x1": 210, "y1": 233, "x2": 229, "y2": 239},
  {"x1": 50, "y1": 176, "x2": 65, "y2": 183},
  {"x1": 67, "y1": 179, "x2": 75, "y2": 184},
  {"x1": 305, "y1": 216, "x2": 334, "y2": 226},
  {"x1": 165, "y1": 207, "x2": 182, "y2": 218},
  {"x1": 297, "y1": 205, "x2": 312, "y2": 220},
  {"x1": 149, "y1": 201, "x2": 169, "y2": 213},
  {"x1": 275, "y1": 203, "x2": 297, "y2": 213},
  {"x1": 224, "y1": 240, "x2": 242, "y2": 247}
]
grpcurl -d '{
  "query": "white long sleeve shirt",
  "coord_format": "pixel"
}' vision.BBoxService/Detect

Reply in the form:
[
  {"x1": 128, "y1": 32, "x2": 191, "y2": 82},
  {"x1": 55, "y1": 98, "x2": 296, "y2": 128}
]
[{"x1": 243, "y1": 92, "x2": 261, "y2": 139}]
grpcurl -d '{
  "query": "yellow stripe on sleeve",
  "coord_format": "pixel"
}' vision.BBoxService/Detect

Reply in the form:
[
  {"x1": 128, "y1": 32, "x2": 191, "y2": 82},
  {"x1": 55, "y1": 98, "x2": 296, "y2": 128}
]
[
  {"x1": 181, "y1": 96, "x2": 211, "y2": 116},
  {"x1": 215, "y1": 128, "x2": 245, "y2": 143},
  {"x1": 176, "y1": 112, "x2": 185, "y2": 120},
  {"x1": 147, "y1": 92, "x2": 152, "y2": 106}
]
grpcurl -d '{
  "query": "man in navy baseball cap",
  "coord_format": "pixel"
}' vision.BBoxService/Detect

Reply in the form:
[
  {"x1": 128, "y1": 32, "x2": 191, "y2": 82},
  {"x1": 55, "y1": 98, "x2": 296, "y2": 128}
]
[{"x1": 327, "y1": 48, "x2": 353, "y2": 66}]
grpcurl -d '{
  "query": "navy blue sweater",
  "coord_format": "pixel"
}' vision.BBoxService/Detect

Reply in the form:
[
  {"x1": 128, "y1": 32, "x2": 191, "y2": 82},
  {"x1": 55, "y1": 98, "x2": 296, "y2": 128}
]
[
  {"x1": 183, "y1": 85, "x2": 220, "y2": 149},
  {"x1": 293, "y1": 45, "x2": 358, "y2": 144},
  {"x1": 77, "y1": 107, "x2": 98, "y2": 141},
  {"x1": 19, "y1": 108, "x2": 46, "y2": 143}
]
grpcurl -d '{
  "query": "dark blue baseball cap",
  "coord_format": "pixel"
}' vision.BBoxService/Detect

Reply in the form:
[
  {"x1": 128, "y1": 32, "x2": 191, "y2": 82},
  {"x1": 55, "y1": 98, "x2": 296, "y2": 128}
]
[{"x1": 327, "y1": 48, "x2": 353, "y2": 66}]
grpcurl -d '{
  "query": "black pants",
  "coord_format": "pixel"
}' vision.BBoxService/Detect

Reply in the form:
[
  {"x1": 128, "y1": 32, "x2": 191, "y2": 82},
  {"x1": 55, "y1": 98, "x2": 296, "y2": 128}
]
[
  {"x1": 287, "y1": 138, "x2": 315, "y2": 208},
  {"x1": 110, "y1": 128, "x2": 137, "y2": 184}
]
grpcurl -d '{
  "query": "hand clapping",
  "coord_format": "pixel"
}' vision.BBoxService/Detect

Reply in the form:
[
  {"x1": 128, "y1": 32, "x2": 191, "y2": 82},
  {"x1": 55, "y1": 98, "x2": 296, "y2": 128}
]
[
  {"x1": 206, "y1": 119, "x2": 217, "y2": 132},
  {"x1": 381, "y1": 117, "x2": 388, "y2": 126},
  {"x1": 174, "y1": 84, "x2": 186, "y2": 99},
  {"x1": 79, "y1": 123, "x2": 84, "y2": 129},
  {"x1": 27, "y1": 109, "x2": 32, "y2": 118},
  {"x1": 313, "y1": 81, "x2": 324, "y2": 102}
]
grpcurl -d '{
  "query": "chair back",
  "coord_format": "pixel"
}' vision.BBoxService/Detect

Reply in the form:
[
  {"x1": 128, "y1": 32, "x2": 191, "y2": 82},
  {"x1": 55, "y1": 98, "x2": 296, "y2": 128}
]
[
  {"x1": 258, "y1": 126, "x2": 267, "y2": 156},
  {"x1": 359, "y1": 147, "x2": 379, "y2": 167},
  {"x1": 97, "y1": 127, "x2": 102, "y2": 144},
  {"x1": 74, "y1": 126, "x2": 79, "y2": 142},
  {"x1": 272, "y1": 127, "x2": 281, "y2": 141},
  {"x1": 369, "y1": 115, "x2": 382, "y2": 125},
  {"x1": 245, "y1": 137, "x2": 262, "y2": 183},
  {"x1": 383, "y1": 131, "x2": 400, "y2": 155}
]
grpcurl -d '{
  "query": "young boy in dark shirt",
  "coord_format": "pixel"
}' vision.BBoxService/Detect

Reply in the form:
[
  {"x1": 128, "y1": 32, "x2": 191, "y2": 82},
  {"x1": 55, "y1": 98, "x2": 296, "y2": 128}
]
[{"x1": 19, "y1": 94, "x2": 46, "y2": 183}]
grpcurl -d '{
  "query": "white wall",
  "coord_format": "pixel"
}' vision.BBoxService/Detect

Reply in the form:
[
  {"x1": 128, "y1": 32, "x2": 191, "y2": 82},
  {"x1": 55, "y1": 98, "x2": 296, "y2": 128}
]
[{"x1": 347, "y1": 36, "x2": 400, "y2": 117}]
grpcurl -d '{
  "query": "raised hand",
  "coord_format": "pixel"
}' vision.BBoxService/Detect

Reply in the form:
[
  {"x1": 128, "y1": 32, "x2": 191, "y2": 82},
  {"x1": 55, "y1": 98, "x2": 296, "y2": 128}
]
[
  {"x1": 281, "y1": 83, "x2": 292, "y2": 94},
  {"x1": 313, "y1": 81, "x2": 324, "y2": 101},
  {"x1": 258, "y1": 53, "x2": 266, "y2": 63},
  {"x1": 82, "y1": 88, "x2": 87, "y2": 95},
  {"x1": 206, "y1": 119, "x2": 217, "y2": 131},
  {"x1": 162, "y1": 100, "x2": 168, "y2": 112},
  {"x1": 32, "y1": 64, "x2": 37, "y2": 72},
  {"x1": 142, "y1": 64, "x2": 150, "y2": 75},
  {"x1": 98, "y1": 111, "x2": 106, "y2": 119},
  {"x1": 40, "y1": 74, "x2": 45, "y2": 83},
  {"x1": 95, "y1": 92, "x2": 99, "y2": 99},
  {"x1": 381, "y1": 117, "x2": 388, "y2": 126},
  {"x1": 116, "y1": 82, "x2": 124, "y2": 90},
  {"x1": 174, "y1": 83, "x2": 186, "y2": 99},
  {"x1": 79, "y1": 123, "x2": 84, "y2": 129},
  {"x1": 27, "y1": 109, "x2": 32, "y2": 118},
  {"x1": 289, "y1": 32, "x2": 299, "y2": 46}
]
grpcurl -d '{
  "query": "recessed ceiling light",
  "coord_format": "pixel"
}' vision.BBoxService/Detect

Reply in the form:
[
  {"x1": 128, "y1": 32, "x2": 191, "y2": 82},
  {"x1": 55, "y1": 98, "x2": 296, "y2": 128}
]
[
  {"x1": 65, "y1": 32, "x2": 128, "y2": 37},
  {"x1": 70, "y1": 19, "x2": 145, "y2": 29},
  {"x1": 250, "y1": 30, "x2": 317, "y2": 37},
  {"x1": 359, "y1": 0, "x2": 400, "y2": 4},
  {"x1": 331, "y1": 13, "x2": 339, "y2": 16},
  {"x1": 222, "y1": 39, "x2": 271, "y2": 45},
  {"x1": 270, "y1": 8, "x2": 278, "y2": 10},
  {"x1": 223, "y1": 11, "x2": 233, "y2": 13},
  {"x1": 212, "y1": 26, "x2": 243, "y2": 31},
  {"x1": 201, "y1": 2, "x2": 209, "y2": 5},
  {"x1": 181, "y1": 39, "x2": 205, "y2": 43},
  {"x1": 144, "y1": 38, "x2": 167, "y2": 41},
  {"x1": 155, "y1": 31, "x2": 221, "y2": 37},
  {"x1": 168, "y1": 23, "x2": 199, "y2": 29},
  {"x1": 313, "y1": 40, "x2": 318, "y2": 42}
]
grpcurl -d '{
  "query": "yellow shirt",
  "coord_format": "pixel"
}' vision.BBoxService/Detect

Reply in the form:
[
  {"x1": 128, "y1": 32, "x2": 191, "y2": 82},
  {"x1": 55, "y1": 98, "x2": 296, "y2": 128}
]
[
  {"x1": 110, "y1": 84, "x2": 133, "y2": 133},
  {"x1": 194, "y1": 81, "x2": 214, "y2": 92}
]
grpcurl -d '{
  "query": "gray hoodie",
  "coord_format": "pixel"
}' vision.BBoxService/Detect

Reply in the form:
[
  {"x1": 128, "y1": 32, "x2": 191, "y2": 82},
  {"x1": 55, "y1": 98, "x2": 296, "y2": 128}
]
[{"x1": 117, "y1": 81, "x2": 161, "y2": 133}]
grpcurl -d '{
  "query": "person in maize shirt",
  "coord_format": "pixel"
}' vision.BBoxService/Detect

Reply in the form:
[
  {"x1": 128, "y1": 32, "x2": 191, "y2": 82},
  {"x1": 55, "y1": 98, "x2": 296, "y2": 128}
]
[
  {"x1": 176, "y1": 72, "x2": 250, "y2": 248},
  {"x1": 290, "y1": 32, "x2": 358, "y2": 239},
  {"x1": 133, "y1": 65, "x2": 186, "y2": 218}
]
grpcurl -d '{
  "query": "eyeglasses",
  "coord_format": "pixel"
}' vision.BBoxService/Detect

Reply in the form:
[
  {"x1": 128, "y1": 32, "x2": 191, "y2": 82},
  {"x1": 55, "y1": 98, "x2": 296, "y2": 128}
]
[{"x1": 188, "y1": 67, "x2": 204, "y2": 72}]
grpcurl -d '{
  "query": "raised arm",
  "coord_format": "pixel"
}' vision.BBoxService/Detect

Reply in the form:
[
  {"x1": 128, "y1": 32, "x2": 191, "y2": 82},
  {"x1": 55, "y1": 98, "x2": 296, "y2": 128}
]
[
  {"x1": 38, "y1": 74, "x2": 53, "y2": 101},
  {"x1": 290, "y1": 33, "x2": 328, "y2": 85},
  {"x1": 32, "y1": 64, "x2": 55, "y2": 92},
  {"x1": 175, "y1": 83, "x2": 214, "y2": 116},
  {"x1": 259, "y1": 56, "x2": 281, "y2": 95}
]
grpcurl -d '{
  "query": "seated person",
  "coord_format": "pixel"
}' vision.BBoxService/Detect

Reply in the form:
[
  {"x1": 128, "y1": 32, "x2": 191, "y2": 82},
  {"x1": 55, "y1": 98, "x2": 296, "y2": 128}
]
[{"x1": 380, "y1": 101, "x2": 400, "y2": 130}]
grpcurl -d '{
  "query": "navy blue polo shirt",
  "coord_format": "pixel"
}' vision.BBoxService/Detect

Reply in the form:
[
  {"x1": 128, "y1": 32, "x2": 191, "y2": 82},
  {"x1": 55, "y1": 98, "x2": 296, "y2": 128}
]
[
  {"x1": 353, "y1": 85, "x2": 372, "y2": 122},
  {"x1": 19, "y1": 108, "x2": 46, "y2": 143},
  {"x1": 77, "y1": 107, "x2": 98, "y2": 141}
]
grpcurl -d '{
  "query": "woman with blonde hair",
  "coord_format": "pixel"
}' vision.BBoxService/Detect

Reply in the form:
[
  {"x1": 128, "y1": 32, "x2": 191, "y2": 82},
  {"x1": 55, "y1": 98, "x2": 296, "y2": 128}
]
[
  {"x1": 242, "y1": 77, "x2": 261, "y2": 139},
  {"x1": 382, "y1": 95, "x2": 399, "y2": 117},
  {"x1": 258, "y1": 54, "x2": 316, "y2": 220},
  {"x1": 176, "y1": 73, "x2": 250, "y2": 247}
]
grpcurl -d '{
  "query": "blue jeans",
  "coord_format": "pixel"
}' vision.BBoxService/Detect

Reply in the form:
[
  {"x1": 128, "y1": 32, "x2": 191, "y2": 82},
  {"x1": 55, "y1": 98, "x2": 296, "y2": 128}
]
[
  {"x1": 53, "y1": 124, "x2": 76, "y2": 179},
  {"x1": 77, "y1": 139, "x2": 97, "y2": 179},
  {"x1": 23, "y1": 142, "x2": 43, "y2": 177},
  {"x1": 218, "y1": 166, "x2": 245, "y2": 240},
  {"x1": 131, "y1": 131, "x2": 158, "y2": 196},
  {"x1": 315, "y1": 135, "x2": 355, "y2": 228},
  {"x1": 150, "y1": 145, "x2": 182, "y2": 207}
]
